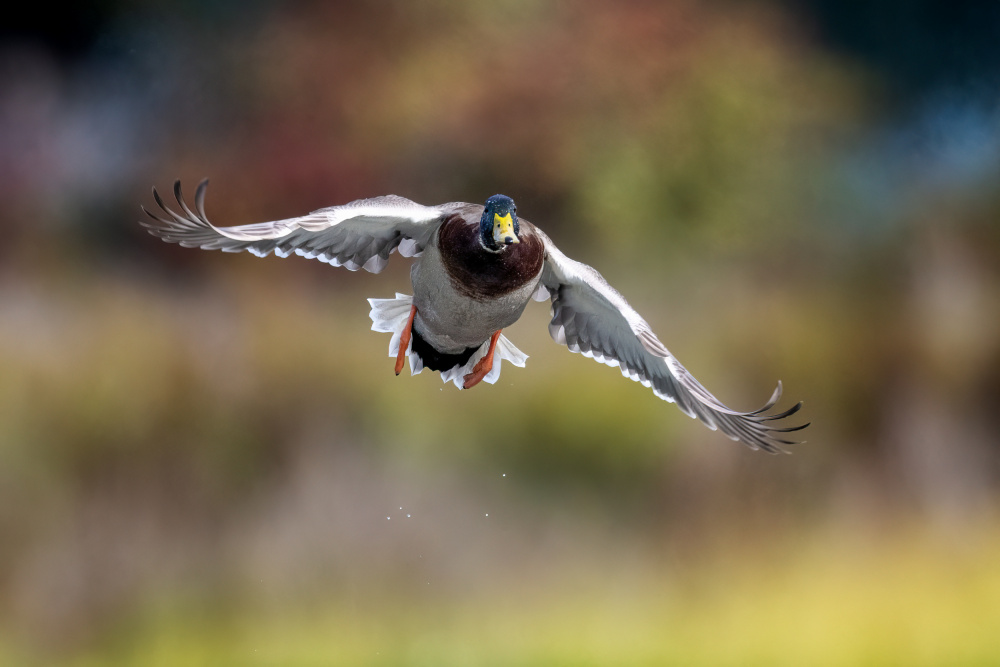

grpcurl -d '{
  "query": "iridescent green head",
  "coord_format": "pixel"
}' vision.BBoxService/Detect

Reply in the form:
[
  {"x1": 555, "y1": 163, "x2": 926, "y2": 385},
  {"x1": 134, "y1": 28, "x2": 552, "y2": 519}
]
[{"x1": 480, "y1": 195, "x2": 519, "y2": 251}]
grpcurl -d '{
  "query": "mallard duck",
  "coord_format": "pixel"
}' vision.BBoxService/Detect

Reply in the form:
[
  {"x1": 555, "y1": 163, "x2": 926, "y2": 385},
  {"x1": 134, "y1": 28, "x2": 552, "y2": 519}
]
[{"x1": 142, "y1": 180, "x2": 807, "y2": 452}]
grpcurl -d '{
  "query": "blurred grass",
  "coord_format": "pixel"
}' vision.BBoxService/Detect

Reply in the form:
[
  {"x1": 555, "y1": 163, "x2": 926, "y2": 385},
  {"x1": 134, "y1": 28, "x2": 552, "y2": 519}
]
[{"x1": 15, "y1": 526, "x2": 991, "y2": 667}]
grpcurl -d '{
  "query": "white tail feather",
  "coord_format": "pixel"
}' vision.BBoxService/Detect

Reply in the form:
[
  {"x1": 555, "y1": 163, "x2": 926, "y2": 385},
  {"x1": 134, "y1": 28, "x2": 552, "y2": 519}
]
[{"x1": 367, "y1": 293, "x2": 527, "y2": 389}]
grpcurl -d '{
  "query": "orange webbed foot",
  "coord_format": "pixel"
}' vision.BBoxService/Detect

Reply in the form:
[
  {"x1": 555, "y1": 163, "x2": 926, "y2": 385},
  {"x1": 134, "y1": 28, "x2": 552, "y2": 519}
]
[
  {"x1": 463, "y1": 330, "x2": 503, "y2": 389},
  {"x1": 395, "y1": 305, "x2": 416, "y2": 375}
]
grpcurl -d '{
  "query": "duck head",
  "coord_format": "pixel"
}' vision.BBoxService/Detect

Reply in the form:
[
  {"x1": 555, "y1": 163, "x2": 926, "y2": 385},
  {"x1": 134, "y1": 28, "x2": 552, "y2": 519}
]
[{"x1": 480, "y1": 194, "x2": 519, "y2": 251}]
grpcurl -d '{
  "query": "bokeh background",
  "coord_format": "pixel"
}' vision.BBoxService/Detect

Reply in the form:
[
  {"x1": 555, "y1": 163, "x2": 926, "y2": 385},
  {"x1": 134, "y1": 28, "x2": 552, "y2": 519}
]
[{"x1": 2, "y1": 1, "x2": 999, "y2": 664}]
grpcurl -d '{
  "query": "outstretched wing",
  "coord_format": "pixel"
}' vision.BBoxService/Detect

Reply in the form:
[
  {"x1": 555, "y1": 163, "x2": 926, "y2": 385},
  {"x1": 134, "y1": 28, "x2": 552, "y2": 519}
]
[
  {"x1": 536, "y1": 229, "x2": 807, "y2": 453},
  {"x1": 141, "y1": 180, "x2": 448, "y2": 273}
]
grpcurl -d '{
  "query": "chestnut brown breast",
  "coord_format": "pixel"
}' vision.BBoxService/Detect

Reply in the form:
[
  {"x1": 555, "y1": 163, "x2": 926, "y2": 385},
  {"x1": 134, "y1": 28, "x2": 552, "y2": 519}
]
[{"x1": 438, "y1": 214, "x2": 545, "y2": 301}]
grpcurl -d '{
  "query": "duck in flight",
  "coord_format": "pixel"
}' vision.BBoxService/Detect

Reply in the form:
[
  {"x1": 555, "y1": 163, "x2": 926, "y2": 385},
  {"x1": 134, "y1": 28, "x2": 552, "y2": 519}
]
[{"x1": 142, "y1": 180, "x2": 807, "y2": 452}]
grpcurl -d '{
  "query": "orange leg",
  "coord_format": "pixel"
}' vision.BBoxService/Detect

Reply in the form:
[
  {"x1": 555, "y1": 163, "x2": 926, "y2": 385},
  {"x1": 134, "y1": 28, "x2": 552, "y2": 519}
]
[
  {"x1": 395, "y1": 305, "x2": 416, "y2": 375},
  {"x1": 463, "y1": 330, "x2": 503, "y2": 389}
]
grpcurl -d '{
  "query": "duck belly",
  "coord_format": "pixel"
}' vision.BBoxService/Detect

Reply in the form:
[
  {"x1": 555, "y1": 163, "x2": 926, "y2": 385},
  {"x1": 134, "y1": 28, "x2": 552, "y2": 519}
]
[{"x1": 410, "y1": 244, "x2": 538, "y2": 354}]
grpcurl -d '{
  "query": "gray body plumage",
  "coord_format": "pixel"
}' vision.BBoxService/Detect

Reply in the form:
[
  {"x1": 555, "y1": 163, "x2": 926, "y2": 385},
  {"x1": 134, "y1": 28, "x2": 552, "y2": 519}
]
[{"x1": 410, "y1": 229, "x2": 539, "y2": 354}]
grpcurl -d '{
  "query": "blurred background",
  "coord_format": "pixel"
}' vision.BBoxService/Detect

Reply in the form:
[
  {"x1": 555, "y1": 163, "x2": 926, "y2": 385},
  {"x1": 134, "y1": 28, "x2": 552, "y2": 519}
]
[{"x1": 1, "y1": 1, "x2": 999, "y2": 664}]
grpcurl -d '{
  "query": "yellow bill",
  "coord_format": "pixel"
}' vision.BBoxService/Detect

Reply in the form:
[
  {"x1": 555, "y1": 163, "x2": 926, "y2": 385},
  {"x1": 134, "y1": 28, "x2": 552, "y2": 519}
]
[{"x1": 493, "y1": 212, "x2": 519, "y2": 245}]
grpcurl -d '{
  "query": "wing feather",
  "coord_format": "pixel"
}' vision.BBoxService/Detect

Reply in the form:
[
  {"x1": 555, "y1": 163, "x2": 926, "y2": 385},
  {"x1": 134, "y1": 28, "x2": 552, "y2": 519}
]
[
  {"x1": 141, "y1": 179, "x2": 447, "y2": 273},
  {"x1": 537, "y1": 229, "x2": 808, "y2": 453}
]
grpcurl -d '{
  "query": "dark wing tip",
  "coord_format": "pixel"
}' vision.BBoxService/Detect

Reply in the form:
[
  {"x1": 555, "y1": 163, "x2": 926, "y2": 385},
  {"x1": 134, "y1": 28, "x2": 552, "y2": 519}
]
[
  {"x1": 761, "y1": 401, "x2": 803, "y2": 422},
  {"x1": 768, "y1": 422, "x2": 810, "y2": 434},
  {"x1": 194, "y1": 178, "x2": 210, "y2": 222},
  {"x1": 140, "y1": 179, "x2": 215, "y2": 243},
  {"x1": 739, "y1": 394, "x2": 809, "y2": 453}
]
